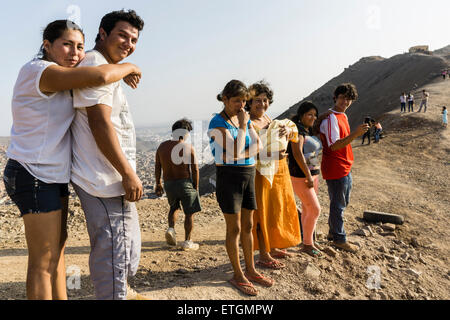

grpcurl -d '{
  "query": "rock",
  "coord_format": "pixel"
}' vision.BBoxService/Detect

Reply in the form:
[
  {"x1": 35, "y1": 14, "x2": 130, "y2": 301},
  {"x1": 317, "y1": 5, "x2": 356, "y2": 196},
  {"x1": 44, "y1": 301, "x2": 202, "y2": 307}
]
[
  {"x1": 378, "y1": 246, "x2": 387, "y2": 253},
  {"x1": 175, "y1": 268, "x2": 189, "y2": 275},
  {"x1": 374, "y1": 226, "x2": 384, "y2": 233},
  {"x1": 381, "y1": 223, "x2": 396, "y2": 232},
  {"x1": 315, "y1": 231, "x2": 325, "y2": 241},
  {"x1": 410, "y1": 237, "x2": 420, "y2": 248},
  {"x1": 379, "y1": 292, "x2": 388, "y2": 300},
  {"x1": 416, "y1": 286, "x2": 426, "y2": 294},
  {"x1": 369, "y1": 292, "x2": 380, "y2": 300},
  {"x1": 384, "y1": 254, "x2": 400, "y2": 262},
  {"x1": 304, "y1": 262, "x2": 321, "y2": 279},
  {"x1": 400, "y1": 252, "x2": 410, "y2": 261},
  {"x1": 418, "y1": 253, "x2": 427, "y2": 264},
  {"x1": 354, "y1": 228, "x2": 370, "y2": 237},
  {"x1": 405, "y1": 268, "x2": 422, "y2": 278},
  {"x1": 380, "y1": 231, "x2": 396, "y2": 237},
  {"x1": 345, "y1": 284, "x2": 356, "y2": 296},
  {"x1": 272, "y1": 270, "x2": 282, "y2": 275},
  {"x1": 406, "y1": 289, "x2": 417, "y2": 299},
  {"x1": 366, "y1": 226, "x2": 375, "y2": 236}
]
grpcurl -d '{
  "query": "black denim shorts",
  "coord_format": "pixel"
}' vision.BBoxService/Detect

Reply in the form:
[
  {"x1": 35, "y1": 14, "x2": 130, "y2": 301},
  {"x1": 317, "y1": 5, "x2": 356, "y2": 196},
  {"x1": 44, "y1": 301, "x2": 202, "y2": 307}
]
[
  {"x1": 3, "y1": 159, "x2": 69, "y2": 216},
  {"x1": 215, "y1": 165, "x2": 257, "y2": 214}
]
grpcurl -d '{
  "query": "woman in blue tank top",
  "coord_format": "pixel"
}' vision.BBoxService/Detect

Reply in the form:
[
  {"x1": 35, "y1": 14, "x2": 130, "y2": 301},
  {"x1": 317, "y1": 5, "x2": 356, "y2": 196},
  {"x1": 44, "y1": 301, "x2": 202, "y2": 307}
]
[{"x1": 208, "y1": 80, "x2": 274, "y2": 296}]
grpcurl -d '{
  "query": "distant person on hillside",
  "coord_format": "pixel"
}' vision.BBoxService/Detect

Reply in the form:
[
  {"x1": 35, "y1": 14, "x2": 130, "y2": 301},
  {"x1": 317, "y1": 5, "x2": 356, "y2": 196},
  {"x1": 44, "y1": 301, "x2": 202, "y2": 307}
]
[
  {"x1": 442, "y1": 107, "x2": 448, "y2": 128},
  {"x1": 361, "y1": 118, "x2": 375, "y2": 145},
  {"x1": 155, "y1": 119, "x2": 201, "y2": 251},
  {"x1": 246, "y1": 81, "x2": 301, "y2": 267},
  {"x1": 417, "y1": 90, "x2": 429, "y2": 112},
  {"x1": 317, "y1": 83, "x2": 369, "y2": 253},
  {"x1": 407, "y1": 93, "x2": 414, "y2": 112},
  {"x1": 400, "y1": 93, "x2": 407, "y2": 113},
  {"x1": 374, "y1": 121, "x2": 383, "y2": 143},
  {"x1": 208, "y1": 80, "x2": 273, "y2": 297},
  {"x1": 442, "y1": 70, "x2": 447, "y2": 80},
  {"x1": 2, "y1": 20, "x2": 141, "y2": 300}
]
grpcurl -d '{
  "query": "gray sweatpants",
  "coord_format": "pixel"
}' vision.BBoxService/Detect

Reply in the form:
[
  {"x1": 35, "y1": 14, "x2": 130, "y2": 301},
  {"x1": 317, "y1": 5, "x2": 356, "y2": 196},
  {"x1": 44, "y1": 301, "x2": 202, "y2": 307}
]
[
  {"x1": 73, "y1": 183, "x2": 141, "y2": 300},
  {"x1": 418, "y1": 100, "x2": 428, "y2": 112}
]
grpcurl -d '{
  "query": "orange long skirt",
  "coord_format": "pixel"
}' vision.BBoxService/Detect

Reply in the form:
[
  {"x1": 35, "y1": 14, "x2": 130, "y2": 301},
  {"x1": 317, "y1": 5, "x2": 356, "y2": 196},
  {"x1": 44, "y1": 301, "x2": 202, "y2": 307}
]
[{"x1": 252, "y1": 158, "x2": 301, "y2": 251}]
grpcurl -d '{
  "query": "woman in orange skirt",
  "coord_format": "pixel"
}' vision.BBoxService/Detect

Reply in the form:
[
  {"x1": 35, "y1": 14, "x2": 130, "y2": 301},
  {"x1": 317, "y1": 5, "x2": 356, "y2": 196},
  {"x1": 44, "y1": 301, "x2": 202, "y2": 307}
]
[{"x1": 247, "y1": 81, "x2": 301, "y2": 269}]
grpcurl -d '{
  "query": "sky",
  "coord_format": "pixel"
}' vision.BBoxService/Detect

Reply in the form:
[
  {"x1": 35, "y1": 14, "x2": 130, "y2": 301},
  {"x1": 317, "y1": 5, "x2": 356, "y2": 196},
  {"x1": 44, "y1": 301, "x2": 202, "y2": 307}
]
[{"x1": 0, "y1": 0, "x2": 449, "y2": 136}]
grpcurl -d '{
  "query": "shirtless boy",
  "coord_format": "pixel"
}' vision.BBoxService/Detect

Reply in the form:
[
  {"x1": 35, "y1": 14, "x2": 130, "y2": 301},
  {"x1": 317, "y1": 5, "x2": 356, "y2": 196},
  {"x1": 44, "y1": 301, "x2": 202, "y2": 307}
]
[{"x1": 155, "y1": 119, "x2": 201, "y2": 250}]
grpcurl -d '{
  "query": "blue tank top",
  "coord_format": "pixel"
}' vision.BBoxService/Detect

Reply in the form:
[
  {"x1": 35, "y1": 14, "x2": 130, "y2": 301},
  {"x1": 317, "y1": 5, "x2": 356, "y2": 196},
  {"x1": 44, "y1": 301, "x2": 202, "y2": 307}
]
[{"x1": 208, "y1": 113, "x2": 255, "y2": 166}]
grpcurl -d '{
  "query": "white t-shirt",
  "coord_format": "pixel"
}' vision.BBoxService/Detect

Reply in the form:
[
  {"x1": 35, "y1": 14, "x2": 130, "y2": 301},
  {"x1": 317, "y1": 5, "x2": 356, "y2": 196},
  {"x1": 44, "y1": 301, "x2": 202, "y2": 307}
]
[
  {"x1": 408, "y1": 95, "x2": 414, "y2": 102},
  {"x1": 319, "y1": 109, "x2": 345, "y2": 147},
  {"x1": 7, "y1": 59, "x2": 74, "y2": 183},
  {"x1": 71, "y1": 50, "x2": 136, "y2": 198},
  {"x1": 400, "y1": 95, "x2": 406, "y2": 103}
]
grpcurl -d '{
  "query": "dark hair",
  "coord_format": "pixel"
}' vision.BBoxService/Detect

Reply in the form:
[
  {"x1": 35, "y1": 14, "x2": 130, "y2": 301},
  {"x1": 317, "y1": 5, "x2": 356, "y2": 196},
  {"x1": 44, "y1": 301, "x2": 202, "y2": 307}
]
[
  {"x1": 172, "y1": 118, "x2": 193, "y2": 140},
  {"x1": 291, "y1": 101, "x2": 318, "y2": 124},
  {"x1": 217, "y1": 80, "x2": 249, "y2": 102},
  {"x1": 244, "y1": 80, "x2": 274, "y2": 111},
  {"x1": 95, "y1": 9, "x2": 144, "y2": 42},
  {"x1": 38, "y1": 20, "x2": 84, "y2": 59},
  {"x1": 333, "y1": 83, "x2": 358, "y2": 101}
]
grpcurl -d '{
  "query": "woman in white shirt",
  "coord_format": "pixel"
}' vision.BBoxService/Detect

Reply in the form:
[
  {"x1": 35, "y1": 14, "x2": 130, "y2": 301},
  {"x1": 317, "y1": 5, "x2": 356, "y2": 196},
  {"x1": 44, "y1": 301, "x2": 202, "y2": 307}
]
[{"x1": 3, "y1": 20, "x2": 141, "y2": 300}]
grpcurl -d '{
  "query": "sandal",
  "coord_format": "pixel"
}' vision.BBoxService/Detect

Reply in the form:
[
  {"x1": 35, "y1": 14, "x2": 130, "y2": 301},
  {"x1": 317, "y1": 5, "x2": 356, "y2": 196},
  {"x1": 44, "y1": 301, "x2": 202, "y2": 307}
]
[
  {"x1": 244, "y1": 272, "x2": 274, "y2": 287},
  {"x1": 228, "y1": 278, "x2": 258, "y2": 296},
  {"x1": 270, "y1": 249, "x2": 293, "y2": 259},
  {"x1": 300, "y1": 245, "x2": 323, "y2": 258},
  {"x1": 256, "y1": 259, "x2": 286, "y2": 270}
]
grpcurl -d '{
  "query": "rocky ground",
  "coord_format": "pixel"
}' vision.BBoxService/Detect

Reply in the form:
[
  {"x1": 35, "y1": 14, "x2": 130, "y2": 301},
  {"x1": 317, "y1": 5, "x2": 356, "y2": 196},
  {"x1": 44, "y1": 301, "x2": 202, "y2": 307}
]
[{"x1": 0, "y1": 79, "x2": 449, "y2": 301}]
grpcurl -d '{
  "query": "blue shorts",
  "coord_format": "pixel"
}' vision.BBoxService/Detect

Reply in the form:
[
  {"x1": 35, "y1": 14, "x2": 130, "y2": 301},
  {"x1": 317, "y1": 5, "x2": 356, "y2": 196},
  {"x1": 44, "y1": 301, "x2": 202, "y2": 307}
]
[{"x1": 3, "y1": 159, "x2": 69, "y2": 216}]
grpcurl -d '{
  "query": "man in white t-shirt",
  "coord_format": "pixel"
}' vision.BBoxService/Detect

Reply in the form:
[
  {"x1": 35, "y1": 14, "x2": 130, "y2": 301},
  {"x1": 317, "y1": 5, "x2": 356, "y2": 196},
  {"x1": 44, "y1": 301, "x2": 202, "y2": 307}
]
[
  {"x1": 400, "y1": 93, "x2": 407, "y2": 113},
  {"x1": 71, "y1": 10, "x2": 148, "y2": 300}
]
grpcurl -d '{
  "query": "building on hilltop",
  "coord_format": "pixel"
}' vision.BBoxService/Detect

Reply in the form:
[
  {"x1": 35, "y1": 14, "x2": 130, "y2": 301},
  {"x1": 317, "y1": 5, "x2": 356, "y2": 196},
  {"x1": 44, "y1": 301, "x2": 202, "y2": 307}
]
[{"x1": 409, "y1": 45, "x2": 432, "y2": 55}]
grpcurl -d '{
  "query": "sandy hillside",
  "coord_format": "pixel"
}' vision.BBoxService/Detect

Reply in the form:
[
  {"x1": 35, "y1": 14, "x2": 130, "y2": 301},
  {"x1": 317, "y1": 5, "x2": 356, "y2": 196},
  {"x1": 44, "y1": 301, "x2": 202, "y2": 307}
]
[{"x1": 0, "y1": 79, "x2": 449, "y2": 301}]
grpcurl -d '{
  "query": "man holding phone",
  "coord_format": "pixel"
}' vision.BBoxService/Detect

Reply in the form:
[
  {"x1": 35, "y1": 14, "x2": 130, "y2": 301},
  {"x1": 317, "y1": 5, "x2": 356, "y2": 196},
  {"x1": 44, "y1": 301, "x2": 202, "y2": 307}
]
[{"x1": 319, "y1": 83, "x2": 369, "y2": 253}]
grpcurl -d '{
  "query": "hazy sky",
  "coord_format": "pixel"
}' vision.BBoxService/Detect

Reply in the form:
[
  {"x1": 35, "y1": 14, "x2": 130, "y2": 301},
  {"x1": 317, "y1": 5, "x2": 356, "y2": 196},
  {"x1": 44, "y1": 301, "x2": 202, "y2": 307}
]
[{"x1": 0, "y1": 0, "x2": 449, "y2": 135}]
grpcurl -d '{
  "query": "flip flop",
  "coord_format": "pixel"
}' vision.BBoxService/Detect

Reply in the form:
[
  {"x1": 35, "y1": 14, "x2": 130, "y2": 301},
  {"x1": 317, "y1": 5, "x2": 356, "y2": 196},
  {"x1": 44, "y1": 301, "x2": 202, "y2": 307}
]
[
  {"x1": 270, "y1": 250, "x2": 293, "y2": 259},
  {"x1": 228, "y1": 278, "x2": 258, "y2": 296},
  {"x1": 256, "y1": 259, "x2": 286, "y2": 270},
  {"x1": 244, "y1": 272, "x2": 274, "y2": 287},
  {"x1": 300, "y1": 246, "x2": 323, "y2": 258}
]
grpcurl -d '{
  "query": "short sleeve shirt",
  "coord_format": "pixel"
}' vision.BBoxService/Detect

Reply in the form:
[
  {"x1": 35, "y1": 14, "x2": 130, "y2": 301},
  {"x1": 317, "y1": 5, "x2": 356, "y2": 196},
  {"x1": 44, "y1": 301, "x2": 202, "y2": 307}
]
[
  {"x1": 71, "y1": 50, "x2": 136, "y2": 198},
  {"x1": 7, "y1": 59, "x2": 74, "y2": 183}
]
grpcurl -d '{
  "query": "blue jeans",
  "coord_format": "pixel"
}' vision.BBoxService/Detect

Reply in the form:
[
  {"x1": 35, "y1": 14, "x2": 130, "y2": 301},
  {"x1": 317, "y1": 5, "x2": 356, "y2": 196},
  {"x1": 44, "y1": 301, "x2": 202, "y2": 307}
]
[
  {"x1": 374, "y1": 129, "x2": 382, "y2": 142},
  {"x1": 326, "y1": 172, "x2": 352, "y2": 243}
]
